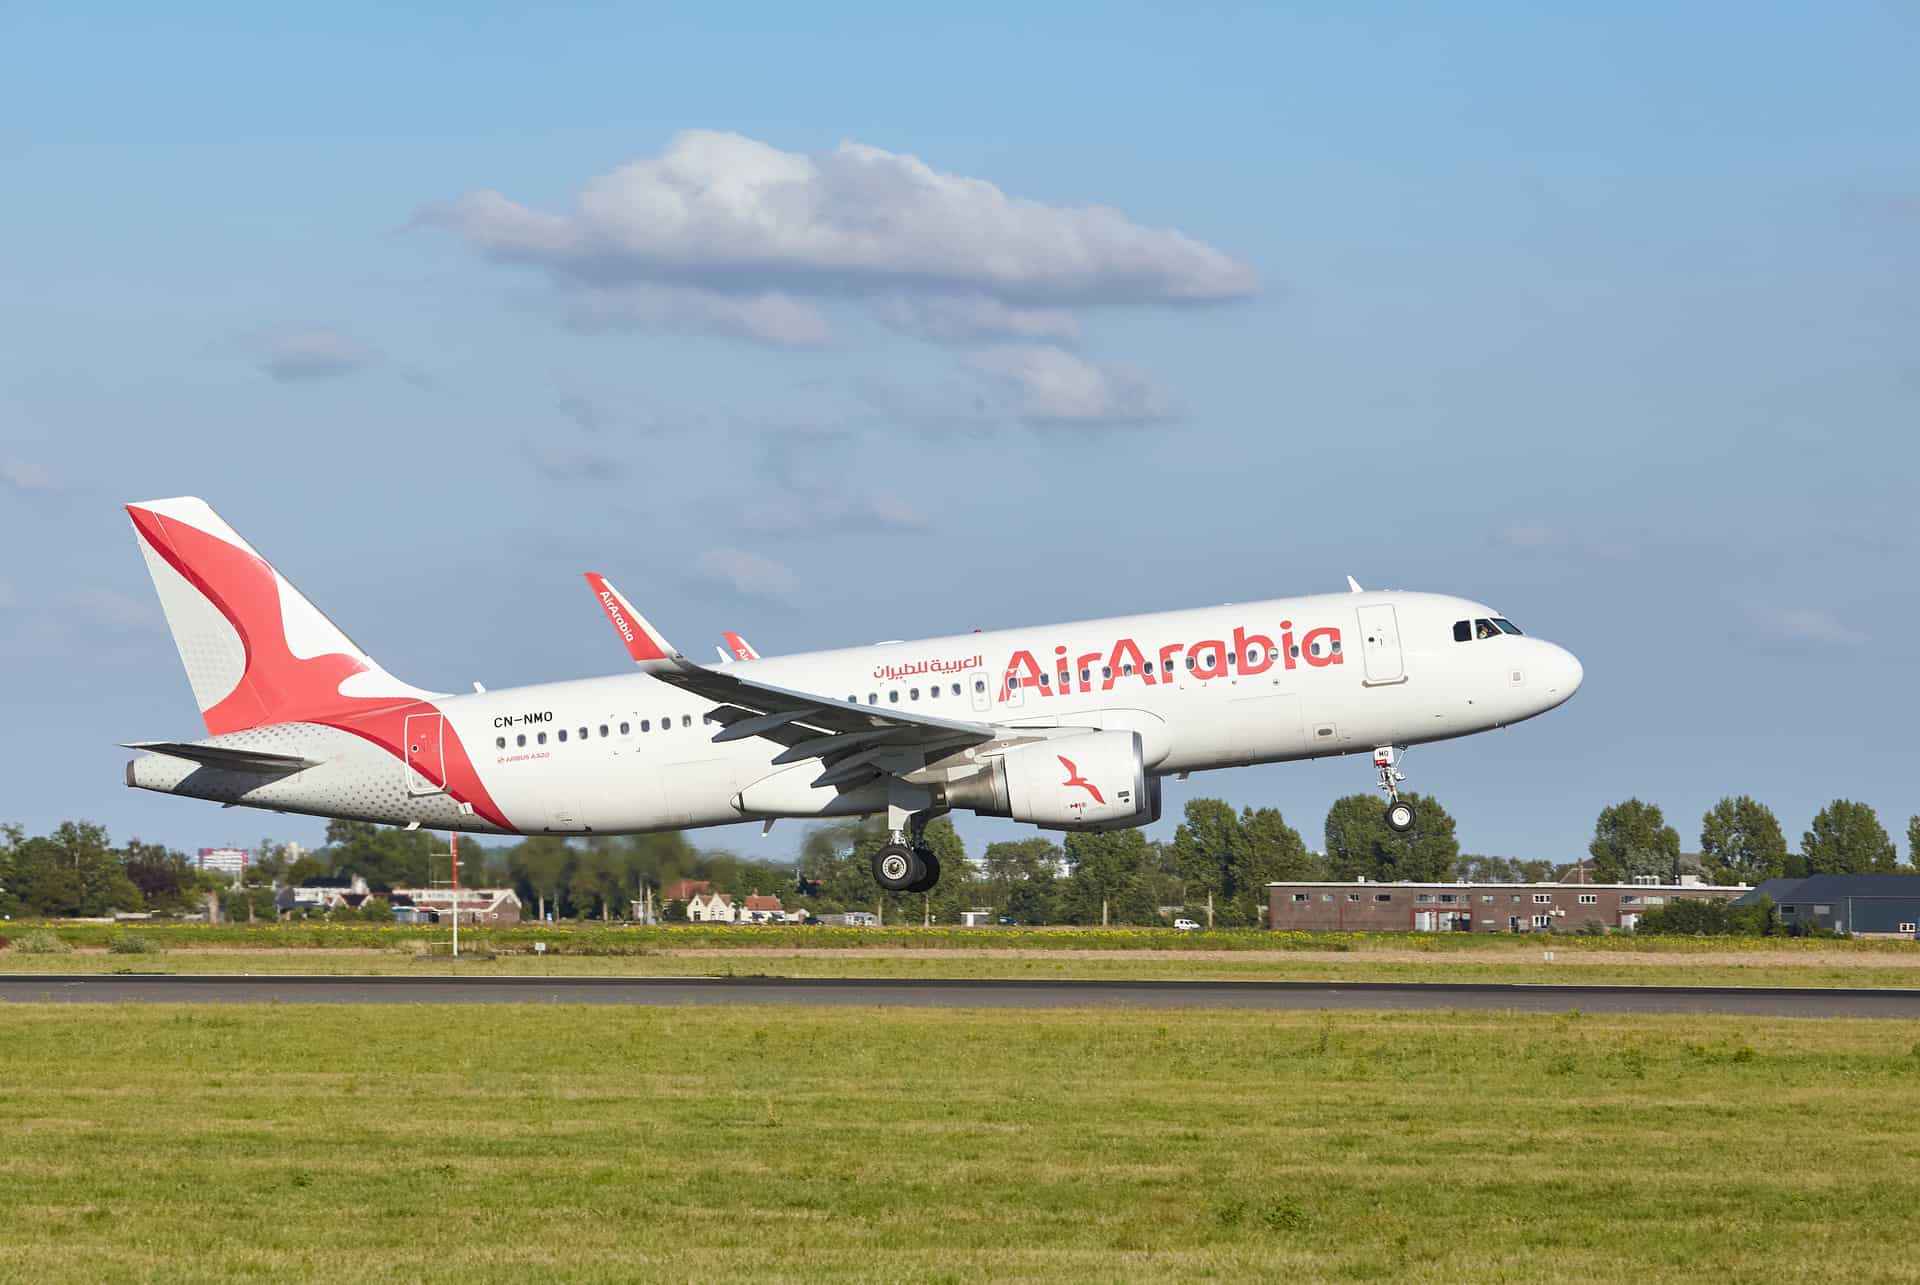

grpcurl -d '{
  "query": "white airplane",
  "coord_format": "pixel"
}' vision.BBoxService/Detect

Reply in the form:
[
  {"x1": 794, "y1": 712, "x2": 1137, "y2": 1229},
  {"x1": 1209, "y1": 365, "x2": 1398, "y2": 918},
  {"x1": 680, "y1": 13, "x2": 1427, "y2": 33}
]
[{"x1": 123, "y1": 498, "x2": 1582, "y2": 893}]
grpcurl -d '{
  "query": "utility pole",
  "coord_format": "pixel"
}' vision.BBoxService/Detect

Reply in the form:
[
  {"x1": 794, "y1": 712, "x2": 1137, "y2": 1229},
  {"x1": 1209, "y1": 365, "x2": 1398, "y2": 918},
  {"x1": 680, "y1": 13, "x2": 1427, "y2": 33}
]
[
  {"x1": 1102, "y1": 897, "x2": 1109, "y2": 927},
  {"x1": 1206, "y1": 889, "x2": 1214, "y2": 929},
  {"x1": 450, "y1": 832, "x2": 460, "y2": 959}
]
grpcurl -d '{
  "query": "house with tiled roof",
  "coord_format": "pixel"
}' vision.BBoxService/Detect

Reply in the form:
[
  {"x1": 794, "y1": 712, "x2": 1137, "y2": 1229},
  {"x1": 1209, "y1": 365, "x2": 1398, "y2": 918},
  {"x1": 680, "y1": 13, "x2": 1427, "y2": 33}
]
[
  {"x1": 664, "y1": 878, "x2": 713, "y2": 902},
  {"x1": 741, "y1": 893, "x2": 785, "y2": 924},
  {"x1": 687, "y1": 890, "x2": 736, "y2": 923}
]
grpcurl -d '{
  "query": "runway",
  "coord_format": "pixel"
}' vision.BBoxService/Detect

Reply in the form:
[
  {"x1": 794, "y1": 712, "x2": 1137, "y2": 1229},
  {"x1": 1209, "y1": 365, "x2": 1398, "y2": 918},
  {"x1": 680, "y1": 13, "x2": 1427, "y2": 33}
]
[{"x1": 5, "y1": 974, "x2": 1920, "y2": 1016}]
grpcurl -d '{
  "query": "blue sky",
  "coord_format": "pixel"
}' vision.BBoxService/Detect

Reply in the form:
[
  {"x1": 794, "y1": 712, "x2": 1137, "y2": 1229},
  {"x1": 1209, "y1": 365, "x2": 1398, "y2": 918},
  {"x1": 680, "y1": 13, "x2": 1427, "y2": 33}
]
[{"x1": 2, "y1": 2, "x2": 1915, "y2": 864}]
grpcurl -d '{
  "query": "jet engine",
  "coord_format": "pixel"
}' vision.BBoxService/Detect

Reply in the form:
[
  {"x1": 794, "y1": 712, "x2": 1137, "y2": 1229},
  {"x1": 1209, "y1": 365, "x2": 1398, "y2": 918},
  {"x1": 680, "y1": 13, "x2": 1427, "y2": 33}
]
[{"x1": 939, "y1": 731, "x2": 1160, "y2": 831}]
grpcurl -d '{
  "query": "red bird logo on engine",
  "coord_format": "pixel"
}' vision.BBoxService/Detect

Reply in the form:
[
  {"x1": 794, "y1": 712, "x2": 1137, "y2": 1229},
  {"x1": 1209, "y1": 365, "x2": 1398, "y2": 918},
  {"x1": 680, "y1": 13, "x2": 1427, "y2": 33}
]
[{"x1": 1058, "y1": 755, "x2": 1105, "y2": 804}]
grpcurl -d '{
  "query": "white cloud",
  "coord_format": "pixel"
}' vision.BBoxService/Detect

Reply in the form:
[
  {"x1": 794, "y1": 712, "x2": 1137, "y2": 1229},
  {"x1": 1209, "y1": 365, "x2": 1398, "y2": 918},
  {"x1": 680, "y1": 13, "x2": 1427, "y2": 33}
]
[
  {"x1": 419, "y1": 130, "x2": 1256, "y2": 345},
  {"x1": 743, "y1": 490, "x2": 929, "y2": 536},
  {"x1": 560, "y1": 283, "x2": 830, "y2": 347},
  {"x1": 234, "y1": 326, "x2": 383, "y2": 382},
  {"x1": 69, "y1": 588, "x2": 159, "y2": 629},
  {"x1": 1762, "y1": 608, "x2": 1868, "y2": 646},
  {"x1": 695, "y1": 547, "x2": 802, "y2": 607},
  {"x1": 968, "y1": 344, "x2": 1173, "y2": 426},
  {"x1": 1, "y1": 460, "x2": 50, "y2": 490},
  {"x1": 873, "y1": 294, "x2": 1080, "y2": 344},
  {"x1": 1490, "y1": 522, "x2": 1559, "y2": 549}
]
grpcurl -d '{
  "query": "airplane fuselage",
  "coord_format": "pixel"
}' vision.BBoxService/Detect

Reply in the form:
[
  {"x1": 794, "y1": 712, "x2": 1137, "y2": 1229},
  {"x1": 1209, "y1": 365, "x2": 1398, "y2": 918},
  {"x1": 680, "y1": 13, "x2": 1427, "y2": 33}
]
[{"x1": 129, "y1": 587, "x2": 1582, "y2": 837}]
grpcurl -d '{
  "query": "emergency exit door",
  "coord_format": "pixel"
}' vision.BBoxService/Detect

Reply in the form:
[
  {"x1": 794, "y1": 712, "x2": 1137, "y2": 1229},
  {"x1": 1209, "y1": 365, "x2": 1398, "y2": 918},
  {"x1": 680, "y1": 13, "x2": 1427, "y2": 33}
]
[
  {"x1": 404, "y1": 712, "x2": 447, "y2": 795},
  {"x1": 1355, "y1": 604, "x2": 1406, "y2": 686}
]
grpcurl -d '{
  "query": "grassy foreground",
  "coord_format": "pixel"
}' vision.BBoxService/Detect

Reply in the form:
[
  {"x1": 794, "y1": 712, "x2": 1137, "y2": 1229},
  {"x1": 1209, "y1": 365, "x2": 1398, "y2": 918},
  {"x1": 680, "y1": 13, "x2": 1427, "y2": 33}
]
[
  {"x1": 12, "y1": 945, "x2": 1920, "y2": 989},
  {"x1": 2, "y1": 1004, "x2": 1919, "y2": 1282},
  {"x1": 10, "y1": 923, "x2": 1920, "y2": 989}
]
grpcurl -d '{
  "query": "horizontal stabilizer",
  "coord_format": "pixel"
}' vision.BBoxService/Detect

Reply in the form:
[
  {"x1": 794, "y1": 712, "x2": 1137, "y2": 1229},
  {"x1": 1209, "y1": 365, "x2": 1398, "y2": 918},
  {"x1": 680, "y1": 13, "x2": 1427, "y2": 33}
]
[{"x1": 124, "y1": 741, "x2": 318, "y2": 774}]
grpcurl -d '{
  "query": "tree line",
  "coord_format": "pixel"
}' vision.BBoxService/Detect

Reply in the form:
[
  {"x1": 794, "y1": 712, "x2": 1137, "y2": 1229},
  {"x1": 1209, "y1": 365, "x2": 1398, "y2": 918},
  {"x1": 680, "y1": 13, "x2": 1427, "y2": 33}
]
[{"x1": 3, "y1": 796, "x2": 1916, "y2": 925}]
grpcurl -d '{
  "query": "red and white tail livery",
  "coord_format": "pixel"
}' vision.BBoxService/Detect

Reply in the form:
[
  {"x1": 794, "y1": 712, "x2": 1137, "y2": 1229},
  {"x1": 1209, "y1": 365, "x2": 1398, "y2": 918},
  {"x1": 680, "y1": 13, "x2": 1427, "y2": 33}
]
[{"x1": 124, "y1": 499, "x2": 1582, "y2": 893}]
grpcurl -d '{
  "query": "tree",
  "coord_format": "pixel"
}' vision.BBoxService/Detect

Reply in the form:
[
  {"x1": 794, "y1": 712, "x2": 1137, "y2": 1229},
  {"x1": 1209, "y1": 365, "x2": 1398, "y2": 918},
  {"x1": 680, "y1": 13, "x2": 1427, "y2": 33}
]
[
  {"x1": 1587, "y1": 800, "x2": 1680, "y2": 883},
  {"x1": 1698, "y1": 796, "x2": 1788, "y2": 885},
  {"x1": 508, "y1": 837, "x2": 572, "y2": 922},
  {"x1": 1227, "y1": 807, "x2": 1312, "y2": 925},
  {"x1": 1801, "y1": 800, "x2": 1898, "y2": 875},
  {"x1": 321, "y1": 820, "x2": 436, "y2": 891},
  {"x1": 1169, "y1": 798, "x2": 1240, "y2": 906},
  {"x1": 1635, "y1": 894, "x2": 1781, "y2": 937},
  {"x1": 0, "y1": 822, "x2": 23, "y2": 918},
  {"x1": 5, "y1": 822, "x2": 143, "y2": 917},
  {"x1": 1908, "y1": 815, "x2": 1920, "y2": 871},
  {"x1": 120, "y1": 839, "x2": 200, "y2": 913},
  {"x1": 1324, "y1": 793, "x2": 1458, "y2": 884},
  {"x1": 983, "y1": 836, "x2": 1065, "y2": 924},
  {"x1": 1061, "y1": 828, "x2": 1158, "y2": 925},
  {"x1": 358, "y1": 896, "x2": 393, "y2": 922}
]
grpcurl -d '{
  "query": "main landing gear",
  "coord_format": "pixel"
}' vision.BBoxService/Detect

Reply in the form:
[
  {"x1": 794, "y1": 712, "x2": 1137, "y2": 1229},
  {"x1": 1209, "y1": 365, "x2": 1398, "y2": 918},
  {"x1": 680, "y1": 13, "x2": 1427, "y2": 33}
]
[
  {"x1": 1375, "y1": 745, "x2": 1416, "y2": 834},
  {"x1": 872, "y1": 815, "x2": 941, "y2": 894}
]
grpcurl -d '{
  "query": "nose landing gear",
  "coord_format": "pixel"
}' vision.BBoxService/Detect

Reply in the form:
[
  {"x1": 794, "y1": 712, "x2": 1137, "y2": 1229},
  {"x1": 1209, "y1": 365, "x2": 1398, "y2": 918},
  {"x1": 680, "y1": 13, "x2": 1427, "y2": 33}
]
[{"x1": 1375, "y1": 746, "x2": 1415, "y2": 833}]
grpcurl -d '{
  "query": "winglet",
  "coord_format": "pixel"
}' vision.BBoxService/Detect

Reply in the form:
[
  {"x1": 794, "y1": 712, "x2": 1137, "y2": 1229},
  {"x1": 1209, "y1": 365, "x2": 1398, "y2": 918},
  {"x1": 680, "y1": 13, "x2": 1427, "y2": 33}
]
[
  {"x1": 1346, "y1": 575, "x2": 1364, "y2": 594},
  {"x1": 583, "y1": 572, "x2": 677, "y2": 664},
  {"x1": 722, "y1": 630, "x2": 760, "y2": 661}
]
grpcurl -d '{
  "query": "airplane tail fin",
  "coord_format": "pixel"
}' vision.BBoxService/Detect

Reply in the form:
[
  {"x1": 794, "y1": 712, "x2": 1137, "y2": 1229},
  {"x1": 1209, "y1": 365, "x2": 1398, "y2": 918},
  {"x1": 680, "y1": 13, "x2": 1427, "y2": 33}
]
[{"x1": 126, "y1": 498, "x2": 433, "y2": 736}]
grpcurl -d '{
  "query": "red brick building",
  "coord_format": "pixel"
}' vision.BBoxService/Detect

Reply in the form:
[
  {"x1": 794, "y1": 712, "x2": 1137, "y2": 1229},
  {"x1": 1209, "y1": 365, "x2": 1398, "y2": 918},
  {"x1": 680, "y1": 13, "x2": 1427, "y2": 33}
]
[{"x1": 1266, "y1": 878, "x2": 1747, "y2": 933}]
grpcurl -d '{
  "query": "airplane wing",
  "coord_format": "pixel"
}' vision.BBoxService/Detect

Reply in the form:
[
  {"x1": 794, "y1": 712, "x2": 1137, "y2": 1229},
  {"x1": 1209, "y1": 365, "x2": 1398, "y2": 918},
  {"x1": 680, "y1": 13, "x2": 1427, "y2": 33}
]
[{"x1": 584, "y1": 572, "x2": 999, "y2": 788}]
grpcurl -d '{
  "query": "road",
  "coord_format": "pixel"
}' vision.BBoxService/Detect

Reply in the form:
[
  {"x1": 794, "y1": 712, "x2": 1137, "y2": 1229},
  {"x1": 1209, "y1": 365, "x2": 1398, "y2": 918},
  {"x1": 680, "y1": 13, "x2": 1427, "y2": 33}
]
[{"x1": 5, "y1": 974, "x2": 1920, "y2": 1016}]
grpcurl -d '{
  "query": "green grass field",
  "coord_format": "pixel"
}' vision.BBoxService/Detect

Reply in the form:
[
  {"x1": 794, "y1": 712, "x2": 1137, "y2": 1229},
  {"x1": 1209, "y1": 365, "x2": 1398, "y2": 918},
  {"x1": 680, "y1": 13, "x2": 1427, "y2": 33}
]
[
  {"x1": 8, "y1": 922, "x2": 1920, "y2": 988},
  {"x1": 3, "y1": 1004, "x2": 1918, "y2": 1281}
]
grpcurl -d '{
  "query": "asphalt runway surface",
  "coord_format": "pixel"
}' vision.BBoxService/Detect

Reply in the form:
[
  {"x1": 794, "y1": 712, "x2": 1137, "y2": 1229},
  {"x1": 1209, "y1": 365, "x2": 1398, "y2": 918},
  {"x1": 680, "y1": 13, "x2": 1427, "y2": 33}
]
[{"x1": 5, "y1": 974, "x2": 1920, "y2": 1017}]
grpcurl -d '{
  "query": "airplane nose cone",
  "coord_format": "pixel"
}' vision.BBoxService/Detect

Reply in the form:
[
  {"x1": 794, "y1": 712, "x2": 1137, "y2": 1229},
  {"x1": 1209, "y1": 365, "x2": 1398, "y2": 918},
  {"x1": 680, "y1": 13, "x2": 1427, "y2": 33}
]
[{"x1": 1543, "y1": 644, "x2": 1583, "y2": 703}]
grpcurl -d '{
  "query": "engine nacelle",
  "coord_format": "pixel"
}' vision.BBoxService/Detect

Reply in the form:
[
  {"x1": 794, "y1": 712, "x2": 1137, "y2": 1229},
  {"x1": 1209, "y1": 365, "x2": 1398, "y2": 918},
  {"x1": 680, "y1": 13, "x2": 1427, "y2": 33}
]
[{"x1": 940, "y1": 731, "x2": 1159, "y2": 831}]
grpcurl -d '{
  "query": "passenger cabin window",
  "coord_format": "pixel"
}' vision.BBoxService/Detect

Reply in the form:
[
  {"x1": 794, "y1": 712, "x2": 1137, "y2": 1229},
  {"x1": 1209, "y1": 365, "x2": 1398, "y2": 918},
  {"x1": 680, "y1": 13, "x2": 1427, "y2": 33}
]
[
  {"x1": 516, "y1": 734, "x2": 526, "y2": 747},
  {"x1": 598, "y1": 724, "x2": 609, "y2": 738},
  {"x1": 495, "y1": 736, "x2": 505, "y2": 749},
  {"x1": 640, "y1": 720, "x2": 650, "y2": 733},
  {"x1": 536, "y1": 732, "x2": 546, "y2": 745},
  {"x1": 910, "y1": 687, "x2": 920, "y2": 700},
  {"x1": 950, "y1": 683, "x2": 960, "y2": 696},
  {"x1": 557, "y1": 729, "x2": 567, "y2": 742},
  {"x1": 619, "y1": 722, "x2": 630, "y2": 735},
  {"x1": 682, "y1": 715, "x2": 691, "y2": 728}
]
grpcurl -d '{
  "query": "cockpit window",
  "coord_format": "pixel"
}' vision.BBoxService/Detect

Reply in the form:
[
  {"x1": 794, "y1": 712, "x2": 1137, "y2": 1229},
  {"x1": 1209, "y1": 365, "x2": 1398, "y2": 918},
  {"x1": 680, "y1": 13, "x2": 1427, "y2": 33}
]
[
  {"x1": 1474, "y1": 618, "x2": 1498, "y2": 640},
  {"x1": 1453, "y1": 620, "x2": 1471, "y2": 643},
  {"x1": 1492, "y1": 618, "x2": 1522, "y2": 635}
]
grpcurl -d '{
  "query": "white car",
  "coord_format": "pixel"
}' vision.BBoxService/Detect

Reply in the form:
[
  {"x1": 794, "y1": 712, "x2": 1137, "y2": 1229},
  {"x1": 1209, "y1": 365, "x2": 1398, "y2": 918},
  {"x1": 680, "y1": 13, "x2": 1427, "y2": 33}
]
[{"x1": 1173, "y1": 918, "x2": 1201, "y2": 932}]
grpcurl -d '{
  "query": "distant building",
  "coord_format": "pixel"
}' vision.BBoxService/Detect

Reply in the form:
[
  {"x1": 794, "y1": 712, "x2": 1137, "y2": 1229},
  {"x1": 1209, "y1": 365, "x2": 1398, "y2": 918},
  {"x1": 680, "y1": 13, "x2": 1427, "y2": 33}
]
[
  {"x1": 664, "y1": 879, "x2": 713, "y2": 902},
  {"x1": 1738, "y1": 876, "x2": 1920, "y2": 938},
  {"x1": 740, "y1": 893, "x2": 784, "y2": 924},
  {"x1": 687, "y1": 891, "x2": 737, "y2": 923},
  {"x1": 196, "y1": 847, "x2": 248, "y2": 877},
  {"x1": 278, "y1": 874, "x2": 371, "y2": 914},
  {"x1": 815, "y1": 911, "x2": 879, "y2": 928},
  {"x1": 1267, "y1": 878, "x2": 1748, "y2": 933},
  {"x1": 388, "y1": 887, "x2": 523, "y2": 926}
]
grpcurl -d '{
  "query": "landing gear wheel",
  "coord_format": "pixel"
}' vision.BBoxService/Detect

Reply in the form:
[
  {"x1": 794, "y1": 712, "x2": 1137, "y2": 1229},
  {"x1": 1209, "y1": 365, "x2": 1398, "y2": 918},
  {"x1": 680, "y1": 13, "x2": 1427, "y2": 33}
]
[
  {"x1": 906, "y1": 848, "x2": 941, "y2": 894},
  {"x1": 1385, "y1": 799, "x2": 1416, "y2": 833},
  {"x1": 872, "y1": 843, "x2": 921, "y2": 892}
]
